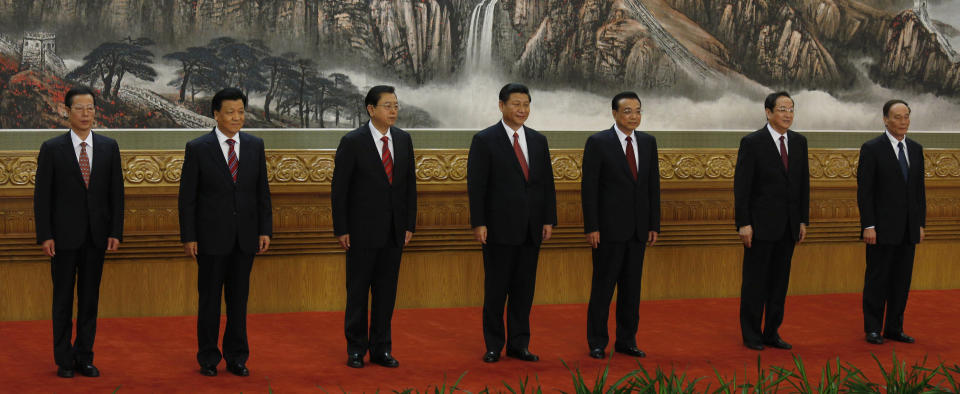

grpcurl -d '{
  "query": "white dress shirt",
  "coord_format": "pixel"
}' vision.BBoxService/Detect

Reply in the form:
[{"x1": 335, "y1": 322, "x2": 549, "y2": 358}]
[
  {"x1": 885, "y1": 129, "x2": 909, "y2": 166},
  {"x1": 70, "y1": 130, "x2": 93, "y2": 167},
  {"x1": 215, "y1": 127, "x2": 240, "y2": 164},
  {"x1": 613, "y1": 124, "x2": 640, "y2": 172},
  {"x1": 369, "y1": 121, "x2": 394, "y2": 159},
  {"x1": 502, "y1": 120, "x2": 528, "y2": 164},
  {"x1": 767, "y1": 123, "x2": 788, "y2": 155}
]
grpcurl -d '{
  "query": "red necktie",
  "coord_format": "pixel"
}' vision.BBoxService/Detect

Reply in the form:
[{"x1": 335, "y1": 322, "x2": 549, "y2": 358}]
[
  {"x1": 226, "y1": 139, "x2": 238, "y2": 183},
  {"x1": 381, "y1": 136, "x2": 393, "y2": 184},
  {"x1": 513, "y1": 132, "x2": 529, "y2": 181},
  {"x1": 79, "y1": 142, "x2": 90, "y2": 188},
  {"x1": 779, "y1": 135, "x2": 789, "y2": 171},
  {"x1": 625, "y1": 136, "x2": 637, "y2": 180}
]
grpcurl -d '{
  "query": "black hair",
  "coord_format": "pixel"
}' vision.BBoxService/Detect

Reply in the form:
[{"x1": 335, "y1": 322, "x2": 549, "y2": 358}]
[
  {"x1": 883, "y1": 99, "x2": 911, "y2": 117},
  {"x1": 498, "y1": 83, "x2": 531, "y2": 103},
  {"x1": 64, "y1": 86, "x2": 97, "y2": 107},
  {"x1": 764, "y1": 91, "x2": 792, "y2": 111},
  {"x1": 612, "y1": 91, "x2": 641, "y2": 111},
  {"x1": 364, "y1": 85, "x2": 397, "y2": 108},
  {"x1": 211, "y1": 88, "x2": 247, "y2": 116}
]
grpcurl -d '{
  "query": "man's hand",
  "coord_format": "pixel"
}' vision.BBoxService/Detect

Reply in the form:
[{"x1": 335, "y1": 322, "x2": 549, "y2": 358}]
[
  {"x1": 648, "y1": 231, "x2": 658, "y2": 246},
  {"x1": 404, "y1": 231, "x2": 413, "y2": 246},
  {"x1": 920, "y1": 227, "x2": 925, "y2": 243},
  {"x1": 184, "y1": 241, "x2": 198, "y2": 258},
  {"x1": 473, "y1": 226, "x2": 487, "y2": 245},
  {"x1": 586, "y1": 231, "x2": 600, "y2": 249},
  {"x1": 258, "y1": 235, "x2": 270, "y2": 254},
  {"x1": 41, "y1": 239, "x2": 55, "y2": 257},
  {"x1": 542, "y1": 225, "x2": 553, "y2": 241},
  {"x1": 107, "y1": 237, "x2": 120, "y2": 251},
  {"x1": 863, "y1": 228, "x2": 877, "y2": 245},
  {"x1": 337, "y1": 234, "x2": 350, "y2": 250},
  {"x1": 738, "y1": 225, "x2": 753, "y2": 248},
  {"x1": 798, "y1": 223, "x2": 807, "y2": 243}
]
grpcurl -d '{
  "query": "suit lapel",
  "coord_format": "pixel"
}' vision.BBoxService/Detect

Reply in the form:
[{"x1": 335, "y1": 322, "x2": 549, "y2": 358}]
[
  {"x1": 607, "y1": 128, "x2": 634, "y2": 182},
  {"x1": 58, "y1": 132, "x2": 87, "y2": 188},
  {"x1": 89, "y1": 133, "x2": 110, "y2": 187},
  {"x1": 363, "y1": 124, "x2": 391, "y2": 185},
  {"x1": 238, "y1": 132, "x2": 256, "y2": 185},
  {"x1": 494, "y1": 122, "x2": 526, "y2": 181},
  {"x1": 391, "y1": 131, "x2": 406, "y2": 183},
  {"x1": 876, "y1": 133, "x2": 908, "y2": 186},
  {"x1": 907, "y1": 138, "x2": 922, "y2": 182},
  {"x1": 786, "y1": 130, "x2": 801, "y2": 177},
  {"x1": 205, "y1": 129, "x2": 234, "y2": 184}
]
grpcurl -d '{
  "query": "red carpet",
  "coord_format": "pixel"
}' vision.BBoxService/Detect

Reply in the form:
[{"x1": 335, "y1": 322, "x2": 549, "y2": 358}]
[{"x1": 1, "y1": 290, "x2": 958, "y2": 393}]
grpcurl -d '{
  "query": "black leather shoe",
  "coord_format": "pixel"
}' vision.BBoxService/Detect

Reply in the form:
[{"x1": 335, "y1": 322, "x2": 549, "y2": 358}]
[
  {"x1": 482, "y1": 351, "x2": 500, "y2": 363},
  {"x1": 505, "y1": 348, "x2": 540, "y2": 362},
  {"x1": 226, "y1": 362, "x2": 249, "y2": 377},
  {"x1": 347, "y1": 354, "x2": 364, "y2": 368},
  {"x1": 866, "y1": 332, "x2": 884, "y2": 344},
  {"x1": 57, "y1": 367, "x2": 74, "y2": 378},
  {"x1": 744, "y1": 343, "x2": 765, "y2": 350},
  {"x1": 589, "y1": 348, "x2": 605, "y2": 359},
  {"x1": 370, "y1": 352, "x2": 399, "y2": 368},
  {"x1": 75, "y1": 363, "x2": 100, "y2": 377},
  {"x1": 614, "y1": 345, "x2": 646, "y2": 358},
  {"x1": 199, "y1": 365, "x2": 217, "y2": 376},
  {"x1": 884, "y1": 332, "x2": 915, "y2": 343},
  {"x1": 764, "y1": 338, "x2": 793, "y2": 349}
]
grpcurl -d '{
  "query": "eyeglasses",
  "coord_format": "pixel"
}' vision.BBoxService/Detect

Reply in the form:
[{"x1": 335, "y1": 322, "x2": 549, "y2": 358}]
[
  {"x1": 775, "y1": 107, "x2": 794, "y2": 113},
  {"x1": 71, "y1": 105, "x2": 95, "y2": 112},
  {"x1": 376, "y1": 104, "x2": 401, "y2": 111},
  {"x1": 619, "y1": 109, "x2": 643, "y2": 115}
]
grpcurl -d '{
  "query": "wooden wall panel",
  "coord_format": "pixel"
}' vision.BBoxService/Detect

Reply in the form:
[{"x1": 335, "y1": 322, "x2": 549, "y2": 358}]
[{"x1": 1, "y1": 149, "x2": 958, "y2": 321}]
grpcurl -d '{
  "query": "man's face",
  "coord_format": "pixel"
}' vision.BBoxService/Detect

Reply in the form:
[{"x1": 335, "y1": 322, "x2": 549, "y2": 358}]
[
  {"x1": 67, "y1": 94, "x2": 95, "y2": 133},
  {"x1": 367, "y1": 93, "x2": 399, "y2": 130},
  {"x1": 214, "y1": 99, "x2": 246, "y2": 136},
  {"x1": 612, "y1": 98, "x2": 642, "y2": 132},
  {"x1": 765, "y1": 96, "x2": 794, "y2": 132},
  {"x1": 884, "y1": 103, "x2": 911, "y2": 139},
  {"x1": 498, "y1": 92, "x2": 530, "y2": 128}
]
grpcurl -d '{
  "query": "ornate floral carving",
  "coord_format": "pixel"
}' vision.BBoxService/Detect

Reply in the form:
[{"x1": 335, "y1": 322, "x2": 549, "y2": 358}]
[
  {"x1": 928, "y1": 152, "x2": 960, "y2": 177},
  {"x1": 551, "y1": 151, "x2": 583, "y2": 182},
  {"x1": 809, "y1": 151, "x2": 859, "y2": 179}
]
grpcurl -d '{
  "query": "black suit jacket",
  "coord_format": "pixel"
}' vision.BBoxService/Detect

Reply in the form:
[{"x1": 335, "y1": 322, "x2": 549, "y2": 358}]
[
  {"x1": 467, "y1": 122, "x2": 558, "y2": 245},
  {"x1": 734, "y1": 127, "x2": 810, "y2": 241},
  {"x1": 581, "y1": 127, "x2": 660, "y2": 242},
  {"x1": 331, "y1": 124, "x2": 417, "y2": 248},
  {"x1": 178, "y1": 130, "x2": 272, "y2": 255},
  {"x1": 856, "y1": 133, "x2": 926, "y2": 245},
  {"x1": 34, "y1": 132, "x2": 124, "y2": 249}
]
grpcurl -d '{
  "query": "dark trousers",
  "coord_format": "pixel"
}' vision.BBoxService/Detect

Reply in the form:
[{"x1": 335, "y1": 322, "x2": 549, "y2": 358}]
[
  {"x1": 586, "y1": 239, "x2": 646, "y2": 350},
  {"x1": 863, "y1": 239, "x2": 916, "y2": 335},
  {"x1": 51, "y1": 236, "x2": 105, "y2": 369},
  {"x1": 481, "y1": 240, "x2": 540, "y2": 353},
  {"x1": 739, "y1": 226, "x2": 795, "y2": 346},
  {"x1": 196, "y1": 244, "x2": 255, "y2": 368},
  {"x1": 344, "y1": 244, "x2": 403, "y2": 356}
]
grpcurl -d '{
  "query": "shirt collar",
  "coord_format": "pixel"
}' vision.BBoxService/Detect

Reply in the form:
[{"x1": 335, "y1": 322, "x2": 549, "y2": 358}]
[
  {"x1": 767, "y1": 123, "x2": 788, "y2": 141},
  {"x1": 70, "y1": 130, "x2": 92, "y2": 147},
  {"x1": 613, "y1": 123, "x2": 635, "y2": 141},
  {"x1": 502, "y1": 120, "x2": 525, "y2": 137},
  {"x1": 369, "y1": 121, "x2": 392, "y2": 140},
  {"x1": 885, "y1": 129, "x2": 906, "y2": 146},
  {"x1": 215, "y1": 127, "x2": 239, "y2": 144}
]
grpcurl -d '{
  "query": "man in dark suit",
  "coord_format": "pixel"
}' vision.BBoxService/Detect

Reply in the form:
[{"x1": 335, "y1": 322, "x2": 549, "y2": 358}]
[
  {"x1": 734, "y1": 91, "x2": 809, "y2": 351},
  {"x1": 468, "y1": 83, "x2": 557, "y2": 363},
  {"x1": 332, "y1": 85, "x2": 417, "y2": 369},
  {"x1": 34, "y1": 86, "x2": 124, "y2": 378},
  {"x1": 581, "y1": 92, "x2": 660, "y2": 359},
  {"x1": 857, "y1": 99, "x2": 925, "y2": 345},
  {"x1": 178, "y1": 88, "x2": 272, "y2": 377}
]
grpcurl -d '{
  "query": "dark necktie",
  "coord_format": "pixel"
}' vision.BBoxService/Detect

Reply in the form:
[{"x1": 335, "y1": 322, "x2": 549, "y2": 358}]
[
  {"x1": 79, "y1": 142, "x2": 90, "y2": 188},
  {"x1": 226, "y1": 139, "x2": 238, "y2": 183},
  {"x1": 898, "y1": 141, "x2": 909, "y2": 182},
  {"x1": 513, "y1": 132, "x2": 529, "y2": 181},
  {"x1": 779, "y1": 135, "x2": 789, "y2": 171},
  {"x1": 625, "y1": 136, "x2": 638, "y2": 180},
  {"x1": 381, "y1": 136, "x2": 393, "y2": 184}
]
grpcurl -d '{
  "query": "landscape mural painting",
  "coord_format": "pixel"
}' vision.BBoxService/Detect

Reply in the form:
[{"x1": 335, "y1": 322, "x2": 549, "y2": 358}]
[{"x1": 0, "y1": 0, "x2": 958, "y2": 131}]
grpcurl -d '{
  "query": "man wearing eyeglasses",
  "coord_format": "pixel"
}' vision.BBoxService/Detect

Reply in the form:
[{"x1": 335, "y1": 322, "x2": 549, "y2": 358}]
[
  {"x1": 332, "y1": 85, "x2": 417, "y2": 368},
  {"x1": 857, "y1": 99, "x2": 925, "y2": 345},
  {"x1": 734, "y1": 91, "x2": 809, "y2": 351},
  {"x1": 34, "y1": 86, "x2": 124, "y2": 378},
  {"x1": 580, "y1": 91, "x2": 660, "y2": 359}
]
